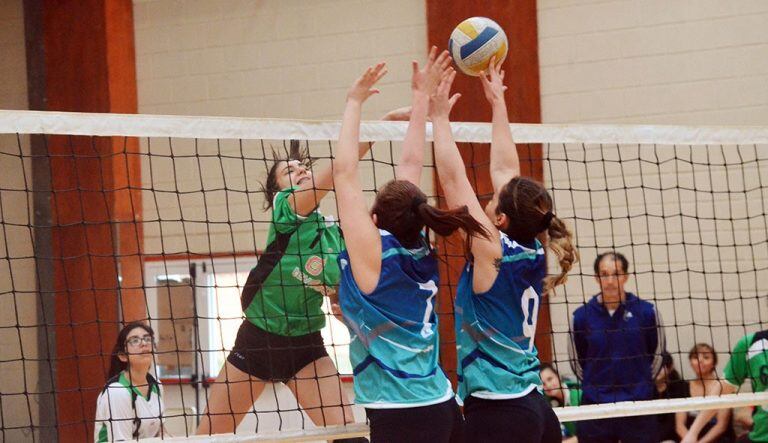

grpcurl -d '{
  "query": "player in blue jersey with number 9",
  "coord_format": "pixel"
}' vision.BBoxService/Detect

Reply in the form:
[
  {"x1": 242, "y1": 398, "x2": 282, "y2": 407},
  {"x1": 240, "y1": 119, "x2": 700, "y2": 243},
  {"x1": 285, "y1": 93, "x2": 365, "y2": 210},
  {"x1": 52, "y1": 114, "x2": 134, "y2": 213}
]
[
  {"x1": 430, "y1": 57, "x2": 579, "y2": 443},
  {"x1": 333, "y1": 49, "x2": 489, "y2": 443}
]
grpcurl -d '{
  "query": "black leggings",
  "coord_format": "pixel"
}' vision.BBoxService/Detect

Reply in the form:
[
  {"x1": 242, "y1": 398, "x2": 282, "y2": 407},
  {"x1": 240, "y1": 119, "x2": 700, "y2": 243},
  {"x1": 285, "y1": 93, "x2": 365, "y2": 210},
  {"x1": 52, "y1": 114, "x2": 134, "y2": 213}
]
[
  {"x1": 365, "y1": 398, "x2": 464, "y2": 443},
  {"x1": 464, "y1": 390, "x2": 561, "y2": 443}
]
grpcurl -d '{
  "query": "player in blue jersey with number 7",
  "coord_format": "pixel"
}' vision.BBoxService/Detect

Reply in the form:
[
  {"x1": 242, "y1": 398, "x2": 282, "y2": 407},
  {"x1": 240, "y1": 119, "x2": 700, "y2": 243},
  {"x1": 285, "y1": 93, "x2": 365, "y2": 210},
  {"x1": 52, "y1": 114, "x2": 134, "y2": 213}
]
[
  {"x1": 430, "y1": 58, "x2": 579, "y2": 443},
  {"x1": 334, "y1": 49, "x2": 489, "y2": 443}
]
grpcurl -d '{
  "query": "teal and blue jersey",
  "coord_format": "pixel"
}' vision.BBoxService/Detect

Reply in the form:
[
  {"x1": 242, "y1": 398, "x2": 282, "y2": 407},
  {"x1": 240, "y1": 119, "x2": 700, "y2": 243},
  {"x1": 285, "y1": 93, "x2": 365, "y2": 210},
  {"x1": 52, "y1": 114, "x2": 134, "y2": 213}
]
[
  {"x1": 456, "y1": 232, "x2": 546, "y2": 401},
  {"x1": 338, "y1": 230, "x2": 454, "y2": 408}
]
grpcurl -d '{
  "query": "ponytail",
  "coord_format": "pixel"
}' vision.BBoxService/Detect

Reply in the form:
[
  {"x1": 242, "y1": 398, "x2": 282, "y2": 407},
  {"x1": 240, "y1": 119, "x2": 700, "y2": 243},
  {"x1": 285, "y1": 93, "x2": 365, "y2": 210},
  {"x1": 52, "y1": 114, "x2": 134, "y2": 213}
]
[
  {"x1": 543, "y1": 214, "x2": 578, "y2": 293},
  {"x1": 415, "y1": 203, "x2": 490, "y2": 246}
]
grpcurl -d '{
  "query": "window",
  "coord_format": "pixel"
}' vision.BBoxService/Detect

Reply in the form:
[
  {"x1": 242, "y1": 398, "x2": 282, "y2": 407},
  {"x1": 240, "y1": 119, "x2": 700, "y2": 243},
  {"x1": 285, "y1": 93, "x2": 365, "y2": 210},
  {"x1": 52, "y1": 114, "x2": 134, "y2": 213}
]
[{"x1": 144, "y1": 256, "x2": 351, "y2": 380}]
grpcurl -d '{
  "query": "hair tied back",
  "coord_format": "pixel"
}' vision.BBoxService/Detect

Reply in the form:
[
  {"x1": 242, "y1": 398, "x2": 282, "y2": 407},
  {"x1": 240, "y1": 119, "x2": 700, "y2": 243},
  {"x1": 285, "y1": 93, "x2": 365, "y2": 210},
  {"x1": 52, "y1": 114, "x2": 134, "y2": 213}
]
[
  {"x1": 541, "y1": 211, "x2": 555, "y2": 231},
  {"x1": 411, "y1": 196, "x2": 427, "y2": 213}
]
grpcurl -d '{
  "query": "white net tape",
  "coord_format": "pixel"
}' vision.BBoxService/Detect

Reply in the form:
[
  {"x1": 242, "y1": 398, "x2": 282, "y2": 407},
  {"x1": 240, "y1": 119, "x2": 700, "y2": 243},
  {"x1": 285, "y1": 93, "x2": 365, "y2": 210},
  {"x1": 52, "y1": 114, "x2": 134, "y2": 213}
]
[
  {"x1": 2, "y1": 109, "x2": 768, "y2": 144},
  {"x1": 3, "y1": 109, "x2": 768, "y2": 441}
]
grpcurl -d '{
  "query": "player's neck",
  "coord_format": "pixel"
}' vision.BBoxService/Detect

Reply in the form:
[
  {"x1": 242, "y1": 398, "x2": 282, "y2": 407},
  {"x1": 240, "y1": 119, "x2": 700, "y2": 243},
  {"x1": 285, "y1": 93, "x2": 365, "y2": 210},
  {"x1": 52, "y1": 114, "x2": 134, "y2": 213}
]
[{"x1": 125, "y1": 366, "x2": 149, "y2": 386}]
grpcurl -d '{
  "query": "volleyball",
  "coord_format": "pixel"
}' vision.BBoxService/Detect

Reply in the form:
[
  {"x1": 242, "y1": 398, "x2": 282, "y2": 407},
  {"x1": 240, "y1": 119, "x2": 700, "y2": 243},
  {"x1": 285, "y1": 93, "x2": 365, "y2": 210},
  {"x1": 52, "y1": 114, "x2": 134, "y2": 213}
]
[{"x1": 449, "y1": 17, "x2": 508, "y2": 76}]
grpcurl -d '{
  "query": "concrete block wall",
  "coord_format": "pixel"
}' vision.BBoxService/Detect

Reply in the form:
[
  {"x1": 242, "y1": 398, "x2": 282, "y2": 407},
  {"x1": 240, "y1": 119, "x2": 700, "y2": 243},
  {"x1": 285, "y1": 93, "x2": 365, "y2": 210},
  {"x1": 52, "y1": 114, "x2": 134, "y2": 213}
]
[
  {"x1": 133, "y1": 0, "x2": 426, "y2": 120},
  {"x1": 538, "y1": 0, "x2": 768, "y2": 125},
  {"x1": 0, "y1": 1, "x2": 39, "y2": 442},
  {"x1": 537, "y1": 0, "x2": 768, "y2": 379},
  {"x1": 133, "y1": 0, "x2": 431, "y2": 257}
]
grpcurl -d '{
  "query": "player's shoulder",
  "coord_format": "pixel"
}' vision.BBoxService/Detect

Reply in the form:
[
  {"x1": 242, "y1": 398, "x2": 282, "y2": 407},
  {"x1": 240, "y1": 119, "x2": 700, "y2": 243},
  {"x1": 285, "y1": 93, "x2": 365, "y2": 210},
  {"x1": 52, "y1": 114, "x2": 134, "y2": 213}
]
[{"x1": 736, "y1": 331, "x2": 764, "y2": 351}]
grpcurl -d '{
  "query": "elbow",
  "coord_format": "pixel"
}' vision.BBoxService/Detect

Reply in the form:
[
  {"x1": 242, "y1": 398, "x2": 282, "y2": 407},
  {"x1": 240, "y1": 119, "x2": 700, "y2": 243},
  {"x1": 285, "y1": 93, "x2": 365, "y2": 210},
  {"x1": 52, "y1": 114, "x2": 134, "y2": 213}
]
[{"x1": 332, "y1": 162, "x2": 355, "y2": 180}]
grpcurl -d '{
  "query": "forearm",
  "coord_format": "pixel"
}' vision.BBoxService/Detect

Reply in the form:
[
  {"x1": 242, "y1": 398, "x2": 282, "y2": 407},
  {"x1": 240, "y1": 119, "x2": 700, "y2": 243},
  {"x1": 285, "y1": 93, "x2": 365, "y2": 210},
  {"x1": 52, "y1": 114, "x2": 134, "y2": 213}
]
[
  {"x1": 698, "y1": 421, "x2": 727, "y2": 443},
  {"x1": 676, "y1": 412, "x2": 689, "y2": 438},
  {"x1": 335, "y1": 100, "x2": 364, "y2": 179},
  {"x1": 489, "y1": 99, "x2": 519, "y2": 190},
  {"x1": 432, "y1": 116, "x2": 467, "y2": 191},
  {"x1": 687, "y1": 409, "x2": 719, "y2": 437},
  {"x1": 396, "y1": 92, "x2": 429, "y2": 184}
]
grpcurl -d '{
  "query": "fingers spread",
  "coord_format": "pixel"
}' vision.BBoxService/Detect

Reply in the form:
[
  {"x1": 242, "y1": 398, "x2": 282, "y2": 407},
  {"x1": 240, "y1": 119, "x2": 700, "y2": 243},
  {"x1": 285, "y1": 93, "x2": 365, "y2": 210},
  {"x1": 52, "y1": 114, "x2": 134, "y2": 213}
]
[
  {"x1": 436, "y1": 49, "x2": 451, "y2": 70},
  {"x1": 427, "y1": 45, "x2": 438, "y2": 64}
]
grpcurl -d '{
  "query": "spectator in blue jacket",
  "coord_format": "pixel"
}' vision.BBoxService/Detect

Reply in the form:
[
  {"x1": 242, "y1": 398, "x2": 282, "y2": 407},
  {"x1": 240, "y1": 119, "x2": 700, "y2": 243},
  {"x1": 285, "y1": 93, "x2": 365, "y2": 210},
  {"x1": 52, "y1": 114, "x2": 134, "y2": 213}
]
[{"x1": 569, "y1": 251, "x2": 665, "y2": 443}]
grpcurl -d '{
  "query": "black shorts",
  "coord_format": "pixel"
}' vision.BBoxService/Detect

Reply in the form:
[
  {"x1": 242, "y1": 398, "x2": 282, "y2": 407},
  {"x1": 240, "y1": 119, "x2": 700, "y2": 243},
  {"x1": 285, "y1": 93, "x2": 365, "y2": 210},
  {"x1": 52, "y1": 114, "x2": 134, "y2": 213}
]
[
  {"x1": 226, "y1": 320, "x2": 329, "y2": 383},
  {"x1": 365, "y1": 398, "x2": 464, "y2": 443},
  {"x1": 464, "y1": 390, "x2": 561, "y2": 443}
]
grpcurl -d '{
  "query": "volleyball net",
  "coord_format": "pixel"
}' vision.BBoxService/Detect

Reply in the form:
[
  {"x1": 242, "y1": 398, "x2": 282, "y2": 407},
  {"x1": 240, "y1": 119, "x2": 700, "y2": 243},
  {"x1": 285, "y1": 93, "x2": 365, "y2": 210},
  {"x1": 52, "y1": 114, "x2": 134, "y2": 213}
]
[{"x1": 1, "y1": 109, "x2": 768, "y2": 441}]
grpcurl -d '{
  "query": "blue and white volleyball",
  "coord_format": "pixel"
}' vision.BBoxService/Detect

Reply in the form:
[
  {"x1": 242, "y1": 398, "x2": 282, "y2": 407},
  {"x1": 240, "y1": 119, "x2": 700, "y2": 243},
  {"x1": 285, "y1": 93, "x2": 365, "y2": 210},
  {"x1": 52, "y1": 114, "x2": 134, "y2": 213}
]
[{"x1": 449, "y1": 17, "x2": 508, "y2": 77}]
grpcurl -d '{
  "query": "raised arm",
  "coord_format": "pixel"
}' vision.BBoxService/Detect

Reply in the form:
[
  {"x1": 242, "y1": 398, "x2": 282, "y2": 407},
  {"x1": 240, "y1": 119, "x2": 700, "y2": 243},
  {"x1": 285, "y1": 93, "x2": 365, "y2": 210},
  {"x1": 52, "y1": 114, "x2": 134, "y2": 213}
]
[
  {"x1": 287, "y1": 106, "x2": 406, "y2": 217},
  {"x1": 430, "y1": 70, "x2": 501, "y2": 292},
  {"x1": 396, "y1": 46, "x2": 452, "y2": 185},
  {"x1": 480, "y1": 57, "x2": 520, "y2": 193},
  {"x1": 334, "y1": 63, "x2": 388, "y2": 294}
]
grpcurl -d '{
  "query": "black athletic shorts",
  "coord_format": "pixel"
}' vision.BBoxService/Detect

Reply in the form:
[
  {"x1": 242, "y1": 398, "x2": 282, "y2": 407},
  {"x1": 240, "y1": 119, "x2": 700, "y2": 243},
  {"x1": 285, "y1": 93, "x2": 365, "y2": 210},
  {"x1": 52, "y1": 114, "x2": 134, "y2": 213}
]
[
  {"x1": 464, "y1": 390, "x2": 561, "y2": 443},
  {"x1": 226, "y1": 320, "x2": 329, "y2": 383},
  {"x1": 365, "y1": 397, "x2": 464, "y2": 443}
]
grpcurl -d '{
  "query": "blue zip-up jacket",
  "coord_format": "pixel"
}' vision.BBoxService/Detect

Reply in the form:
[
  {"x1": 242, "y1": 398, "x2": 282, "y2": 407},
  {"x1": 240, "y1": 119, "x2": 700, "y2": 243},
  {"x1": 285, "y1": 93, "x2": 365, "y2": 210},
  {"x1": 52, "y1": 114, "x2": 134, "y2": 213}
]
[{"x1": 569, "y1": 292, "x2": 664, "y2": 404}]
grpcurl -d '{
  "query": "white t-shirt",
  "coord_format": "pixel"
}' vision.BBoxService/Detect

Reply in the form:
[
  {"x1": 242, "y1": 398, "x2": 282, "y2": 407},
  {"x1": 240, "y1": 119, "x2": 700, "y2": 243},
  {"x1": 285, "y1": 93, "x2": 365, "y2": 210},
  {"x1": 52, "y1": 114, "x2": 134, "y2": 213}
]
[{"x1": 94, "y1": 372, "x2": 164, "y2": 442}]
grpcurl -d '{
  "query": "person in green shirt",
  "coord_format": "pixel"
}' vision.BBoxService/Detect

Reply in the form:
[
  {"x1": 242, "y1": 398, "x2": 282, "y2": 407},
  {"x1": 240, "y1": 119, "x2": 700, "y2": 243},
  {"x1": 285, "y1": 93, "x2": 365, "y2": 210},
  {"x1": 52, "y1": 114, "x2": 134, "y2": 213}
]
[
  {"x1": 683, "y1": 331, "x2": 768, "y2": 443},
  {"x1": 541, "y1": 363, "x2": 582, "y2": 441},
  {"x1": 197, "y1": 110, "x2": 410, "y2": 438}
]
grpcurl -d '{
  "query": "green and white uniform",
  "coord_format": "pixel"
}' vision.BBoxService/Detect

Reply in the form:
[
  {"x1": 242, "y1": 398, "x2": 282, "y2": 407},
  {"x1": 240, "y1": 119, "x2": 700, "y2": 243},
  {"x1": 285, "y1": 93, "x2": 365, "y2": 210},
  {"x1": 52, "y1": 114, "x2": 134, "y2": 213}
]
[
  {"x1": 241, "y1": 187, "x2": 343, "y2": 336},
  {"x1": 724, "y1": 330, "x2": 768, "y2": 442},
  {"x1": 94, "y1": 372, "x2": 163, "y2": 442},
  {"x1": 545, "y1": 380, "x2": 582, "y2": 437}
]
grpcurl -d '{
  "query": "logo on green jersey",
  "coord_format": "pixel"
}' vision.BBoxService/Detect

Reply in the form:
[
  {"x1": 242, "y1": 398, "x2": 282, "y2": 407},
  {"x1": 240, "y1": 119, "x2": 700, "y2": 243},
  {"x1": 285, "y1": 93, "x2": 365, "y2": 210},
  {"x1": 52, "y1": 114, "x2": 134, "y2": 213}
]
[{"x1": 305, "y1": 255, "x2": 325, "y2": 276}]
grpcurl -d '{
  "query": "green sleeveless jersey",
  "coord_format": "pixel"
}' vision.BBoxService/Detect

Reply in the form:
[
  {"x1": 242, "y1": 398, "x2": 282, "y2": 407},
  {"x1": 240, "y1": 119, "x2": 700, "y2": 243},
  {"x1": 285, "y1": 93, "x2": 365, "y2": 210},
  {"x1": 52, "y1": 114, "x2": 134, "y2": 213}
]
[
  {"x1": 242, "y1": 187, "x2": 343, "y2": 336},
  {"x1": 724, "y1": 331, "x2": 768, "y2": 442}
]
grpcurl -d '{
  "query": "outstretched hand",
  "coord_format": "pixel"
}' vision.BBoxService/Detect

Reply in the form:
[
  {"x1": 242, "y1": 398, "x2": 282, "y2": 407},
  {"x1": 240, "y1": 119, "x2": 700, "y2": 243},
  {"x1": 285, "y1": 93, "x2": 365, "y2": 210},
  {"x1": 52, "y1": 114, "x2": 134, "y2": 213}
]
[
  {"x1": 429, "y1": 69, "x2": 461, "y2": 120},
  {"x1": 347, "y1": 62, "x2": 388, "y2": 104},
  {"x1": 412, "y1": 46, "x2": 452, "y2": 97},
  {"x1": 381, "y1": 106, "x2": 412, "y2": 121},
  {"x1": 479, "y1": 56, "x2": 507, "y2": 105}
]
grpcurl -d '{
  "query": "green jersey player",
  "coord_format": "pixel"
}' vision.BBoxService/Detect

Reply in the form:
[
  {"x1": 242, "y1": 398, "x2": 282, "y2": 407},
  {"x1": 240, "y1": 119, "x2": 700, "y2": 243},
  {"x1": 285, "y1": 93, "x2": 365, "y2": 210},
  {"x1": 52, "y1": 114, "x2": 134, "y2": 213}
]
[{"x1": 197, "y1": 110, "x2": 409, "y2": 438}]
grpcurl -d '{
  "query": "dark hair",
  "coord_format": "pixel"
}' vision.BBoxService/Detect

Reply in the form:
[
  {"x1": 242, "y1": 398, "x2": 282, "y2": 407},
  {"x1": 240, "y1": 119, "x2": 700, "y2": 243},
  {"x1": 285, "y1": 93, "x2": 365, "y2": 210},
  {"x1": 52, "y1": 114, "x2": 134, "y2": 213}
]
[
  {"x1": 658, "y1": 350, "x2": 682, "y2": 383},
  {"x1": 260, "y1": 140, "x2": 314, "y2": 210},
  {"x1": 108, "y1": 322, "x2": 155, "y2": 379},
  {"x1": 371, "y1": 180, "x2": 489, "y2": 249},
  {"x1": 593, "y1": 251, "x2": 629, "y2": 276},
  {"x1": 496, "y1": 176, "x2": 578, "y2": 292},
  {"x1": 539, "y1": 363, "x2": 559, "y2": 377},
  {"x1": 689, "y1": 343, "x2": 718, "y2": 366}
]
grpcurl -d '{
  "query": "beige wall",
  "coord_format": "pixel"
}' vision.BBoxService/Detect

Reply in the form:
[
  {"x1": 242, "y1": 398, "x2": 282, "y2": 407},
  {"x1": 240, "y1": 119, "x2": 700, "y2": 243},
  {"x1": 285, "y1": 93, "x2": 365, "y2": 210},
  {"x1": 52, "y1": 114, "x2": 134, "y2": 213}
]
[
  {"x1": 538, "y1": 0, "x2": 768, "y2": 125},
  {"x1": 134, "y1": 0, "x2": 425, "y2": 120},
  {"x1": 131, "y1": 0, "x2": 768, "y2": 413},
  {"x1": 0, "y1": 1, "x2": 39, "y2": 441},
  {"x1": 538, "y1": 0, "x2": 768, "y2": 378},
  {"x1": 545, "y1": 142, "x2": 768, "y2": 379},
  {"x1": 133, "y1": 0, "x2": 429, "y2": 257}
]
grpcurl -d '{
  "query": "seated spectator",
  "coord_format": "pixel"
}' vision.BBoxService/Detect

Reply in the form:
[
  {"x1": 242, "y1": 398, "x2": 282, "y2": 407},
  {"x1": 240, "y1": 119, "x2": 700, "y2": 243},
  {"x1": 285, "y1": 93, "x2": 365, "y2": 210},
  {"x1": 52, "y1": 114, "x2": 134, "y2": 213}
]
[
  {"x1": 95, "y1": 322, "x2": 167, "y2": 442},
  {"x1": 656, "y1": 351, "x2": 687, "y2": 442},
  {"x1": 541, "y1": 363, "x2": 581, "y2": 442},
  {"x1": 677, "y1": 343, "x2": 735, "y2": 443}
]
